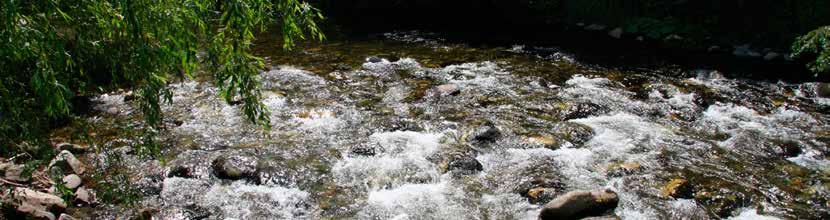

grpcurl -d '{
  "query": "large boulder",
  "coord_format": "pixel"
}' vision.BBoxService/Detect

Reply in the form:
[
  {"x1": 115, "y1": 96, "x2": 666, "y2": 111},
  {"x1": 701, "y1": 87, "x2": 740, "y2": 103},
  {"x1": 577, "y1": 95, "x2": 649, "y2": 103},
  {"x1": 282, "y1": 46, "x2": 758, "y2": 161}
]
[
  {"x1": 211, "y1": 153, "x2": 260, "y2": 184},
  {"x1": 539, "y1": 189, "x2": 619, "y2": 220},
  {"x1": 6, "y1": 187, "x2": 67, "y2": 220},
  {"x1": 1, "y1": 162, "x2": 31, "y2": 182}
]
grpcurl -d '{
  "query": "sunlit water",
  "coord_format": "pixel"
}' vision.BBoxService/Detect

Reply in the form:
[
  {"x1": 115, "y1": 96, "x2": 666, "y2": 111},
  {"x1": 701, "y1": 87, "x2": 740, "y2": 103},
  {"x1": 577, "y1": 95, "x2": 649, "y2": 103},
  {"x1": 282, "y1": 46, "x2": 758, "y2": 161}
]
[{"x1": 79, "y1": 31, "x2": 829, "y2": 219}]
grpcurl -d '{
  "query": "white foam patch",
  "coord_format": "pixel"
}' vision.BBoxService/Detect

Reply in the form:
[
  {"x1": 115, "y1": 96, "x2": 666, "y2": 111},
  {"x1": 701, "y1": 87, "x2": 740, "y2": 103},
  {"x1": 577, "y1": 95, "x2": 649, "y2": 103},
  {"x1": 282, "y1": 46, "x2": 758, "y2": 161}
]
[
  {"x1": 290, "y1": 109, "x2": 344, "y2": 131},
  {"x1": 161, "y1": 178, "x2": 317, "y2": 219},
  {"x1": 359, "y1": 182, "x2": 471, "y2": 219},
  {"x1": 561, "y1": 75, "x2": 646, "y2": 112},
  {"x1": 699, "y1": 103, "x2": 817, "y2": 140},
  {"x1": 333, "y1": 131, "x2": 443, "y2": 188},
  {"x1": 727, "y1": 209, "x2": 781, "y2": 220}
]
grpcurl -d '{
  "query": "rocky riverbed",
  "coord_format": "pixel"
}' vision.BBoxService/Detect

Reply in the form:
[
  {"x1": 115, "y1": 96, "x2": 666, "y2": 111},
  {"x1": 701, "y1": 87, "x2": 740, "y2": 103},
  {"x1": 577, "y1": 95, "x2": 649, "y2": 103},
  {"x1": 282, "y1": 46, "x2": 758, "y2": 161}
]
[{"x1": 14, "y1": 31, "x2": 829, "y2": 219}]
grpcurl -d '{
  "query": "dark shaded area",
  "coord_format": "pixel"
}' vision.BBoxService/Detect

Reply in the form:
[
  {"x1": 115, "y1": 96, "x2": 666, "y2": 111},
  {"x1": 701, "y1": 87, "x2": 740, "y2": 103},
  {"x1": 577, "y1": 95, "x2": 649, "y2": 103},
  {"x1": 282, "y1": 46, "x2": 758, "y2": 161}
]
[{"x1": 312, "y1": 0, "x2": 830, "y2": 82}]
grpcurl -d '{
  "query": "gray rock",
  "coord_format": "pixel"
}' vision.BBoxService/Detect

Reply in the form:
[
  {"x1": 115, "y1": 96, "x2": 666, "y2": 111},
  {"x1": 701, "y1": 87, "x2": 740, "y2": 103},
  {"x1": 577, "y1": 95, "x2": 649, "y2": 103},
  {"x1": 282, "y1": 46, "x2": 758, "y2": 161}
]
[
  {"x1": 608, "y1": 28, "x2": 623, "y2": 39},
  {"x1": 447, "y1": 154, "x2": 483, "y2": 175},
  {"x1": 2, "y1": 163, "x2": 31, "y2": 182},
  {"x1": 539, "y1": 189, "x2": 619, "y2": 220},
  {"x1": 585, "y1": 24, "x2": 606, "y2": 31},
  {"x1": 552, "y1": 122, "x2": 595, "y2": 147},
  {"x1": 367, "y1": 56, "x2": 383, "y2": 63},
  {"x1": 62, "y1": 174, "x2": 82, "y2": 189},
  {"x1": 212, "y1": 153, "x2": 260, "y2": 183},
  {"x1": 74, "y1": 186, "x2": 95, "y2": 204},
  {"x1": 49, "y1": 150, "x2": 86, "y2": 175},
  {"x1": 562, "y1": 102, "x2": 606, "y2": 120},
  {"x1": 467, "y1": 121, "x2": 501, "y2": 145},
  {"x1": 58, "y1": 214, "x2": 76, "y2": 220},
  {"x1": 350, "y1": 143, "x2": 380, "y2": 157},
  {"x1": 764, "y1": 52, "x2": 781, "y2": 61},
  {"x1": 9, "y1": 187, "x2": 67, "y2": 220}
]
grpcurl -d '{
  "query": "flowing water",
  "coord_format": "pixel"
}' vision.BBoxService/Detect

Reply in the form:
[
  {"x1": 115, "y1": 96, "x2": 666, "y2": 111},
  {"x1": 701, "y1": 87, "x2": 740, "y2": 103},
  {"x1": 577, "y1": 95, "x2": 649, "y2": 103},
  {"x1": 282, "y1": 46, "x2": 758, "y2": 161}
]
[{"x1": 68, "y1": 31, "x2": 829, "y2": 219}]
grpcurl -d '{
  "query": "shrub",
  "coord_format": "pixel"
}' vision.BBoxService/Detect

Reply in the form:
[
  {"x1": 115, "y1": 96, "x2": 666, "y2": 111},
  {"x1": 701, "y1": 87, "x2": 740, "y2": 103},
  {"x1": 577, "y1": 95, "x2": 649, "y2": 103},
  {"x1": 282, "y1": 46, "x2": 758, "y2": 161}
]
[
  {"x1": 0, "y1": 0, "x2": 324, "y2": 156},
  {"x1": 792, "y1": 26, "x2": 830, "y2": 76}
]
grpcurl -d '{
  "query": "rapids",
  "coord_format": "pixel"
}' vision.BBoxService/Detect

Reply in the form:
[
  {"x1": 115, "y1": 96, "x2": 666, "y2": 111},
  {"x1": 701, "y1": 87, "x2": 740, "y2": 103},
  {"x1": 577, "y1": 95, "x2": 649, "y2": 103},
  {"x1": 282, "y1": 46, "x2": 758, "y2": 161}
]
[{"x1": 74, "y1": 31, "x2": 829, "y2": 219}]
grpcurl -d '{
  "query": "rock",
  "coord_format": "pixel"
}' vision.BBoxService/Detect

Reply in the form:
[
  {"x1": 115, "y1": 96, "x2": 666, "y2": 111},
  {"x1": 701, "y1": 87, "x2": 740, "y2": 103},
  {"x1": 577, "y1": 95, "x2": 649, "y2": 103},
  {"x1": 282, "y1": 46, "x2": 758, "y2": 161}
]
[
  {"x1": 606, "y1": 162, "x2": 642, "y2": 177},
  {"x1": 2, "y1": 163, "x2": 31, "y2": 182},
  {"x1": 777, "y1": 140, "x2": 802, "y2": 158},
  {"x1": 662, "y1": 178, "x2": 694, "y2": 199},
  {"x1": 694, "y1": 190, "x2": 743, "y2": 218},
  {"x1": 467, "y1": 121, "x2": 501, "y2": 145},
  {"x1": 9, "y1": 187, "x2": 67, "y2": 220},
  {"x1": 608, "y1": 28, "x2": 623, "y2": 39},
  {"x1": 539, "y1": 189, "x2": 620, "y2": 220},
  {"x1": 636, "y1": 36, "x2": 644, "y2": 41},
  {"x1": 62, "y1": 174, "x2": 82, "y2": 189},
  {"x1": 763, "y1": 52, "x2": 781, "y2": 61},
  {"x1": 516, "y1": 176, "x2": 566, "y2": 204},
  {"x1": 525, "y1": 187, "x2": 559, "y2": 204},
  {"x1": 349, "y1": 143, "x2": 379, "y2": 157},
  {"x1": 707, "y1": 45, "x2": 721, "y2": 52},
  {"x1": 562, "y1": 102, "x2": 606, "y2": 120},
  {"x1": 582, "y1": 215, "x2": 622, "y2": 220},
  {"x1": 446, "y1": 154, "x2": 483, "y2": 175},
  {"x1": 212, "y1": 154, "x2": 260, "y2": 183},
  {"x1": 49, "y1": 150, "x2": 86, "y2": 175},
  {"x1": 528, "y1": 135, "x2": 560, "y2": 149},
  {"x1": 58, "y1": 214, "x2": 76, "y2": 220},
  {"x1": 367, "y1": 56, "x2": 383, "y2": 63},
  {"x1": 435, "y1": 84, "x2": 460, "y2": 96},
  {"x1": 167, "y1": 165, "x2": 193, "y2": 178},
  {"x1": 74, "y1": 187, "x2": 95, "y2": 204},
  {"x1": 732, "y1": 44, "x2": 754, "y2": 58},
  {"x1": 817, "y1": 83, "x2": 830, "y2": 98},
  {"x1": 585, "y1": 24, "x2": 606, "y2": 31},
  {"x1": 56, "y1": 143, "x2": 88, "y2": 154},
  {"x1": 552, "y1": 122, "x2": 595, "y2": 147}
]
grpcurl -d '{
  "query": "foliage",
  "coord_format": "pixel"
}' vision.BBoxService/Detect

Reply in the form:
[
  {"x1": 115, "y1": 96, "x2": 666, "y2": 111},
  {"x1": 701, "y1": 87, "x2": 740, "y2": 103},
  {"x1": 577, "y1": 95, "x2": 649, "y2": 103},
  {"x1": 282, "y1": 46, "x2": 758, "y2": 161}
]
[
  {"x1": 0, "y1": 0, "x2": 324, "y2": 156},
  {"x1": 792, "y1": 26, "x2": 830, "y2": 75}
]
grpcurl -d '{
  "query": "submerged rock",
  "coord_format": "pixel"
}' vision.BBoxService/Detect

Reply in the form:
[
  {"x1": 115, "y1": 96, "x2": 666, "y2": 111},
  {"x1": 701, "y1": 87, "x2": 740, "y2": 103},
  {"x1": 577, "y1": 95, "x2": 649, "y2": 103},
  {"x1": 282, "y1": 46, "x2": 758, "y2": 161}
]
[
  {"x1": 551, "y1": 122, "x2": 595, "y2": 147},
  {"x1": 516, "y1": 176, "x2": 566, "y2": 204},
  {"x1": 562, "y1": 102, "x2": 606, "y2": 120},
  {"x1": 167, "y1": 165, "x2": 193, "y2": 178},
  {"x1": 349, "y1": 143, "x2": 380, "y2": 157},
  {"x1": 212, "y1": 153, "x2": 260, "y2": 184},
  {"x1": 662, "y1": 178, "x2": 694, "y2": 199},
  {"x1": 446, "y1": 154, "x2": 483, "y2": 175},
  {"x1": 434, "y1": 84, "x2": 461, "y2": 96},
  {"x1": 539, "y1": 189, "x2": 619, "y2": 220},
  {"x1": 467, "y1": 121, "x2": 501, "y2": 145}
]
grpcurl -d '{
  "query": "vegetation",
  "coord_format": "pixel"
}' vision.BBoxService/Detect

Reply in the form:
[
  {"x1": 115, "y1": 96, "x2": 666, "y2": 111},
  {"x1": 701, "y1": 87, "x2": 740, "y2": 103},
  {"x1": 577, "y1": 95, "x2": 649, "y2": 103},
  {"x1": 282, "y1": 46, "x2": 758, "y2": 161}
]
[
  {"x1": 792, "y1": 26, "x2": 830, "y2": 76},
  {"x1": 0, "y1": 0, "x2": 324, "y2": 157}
]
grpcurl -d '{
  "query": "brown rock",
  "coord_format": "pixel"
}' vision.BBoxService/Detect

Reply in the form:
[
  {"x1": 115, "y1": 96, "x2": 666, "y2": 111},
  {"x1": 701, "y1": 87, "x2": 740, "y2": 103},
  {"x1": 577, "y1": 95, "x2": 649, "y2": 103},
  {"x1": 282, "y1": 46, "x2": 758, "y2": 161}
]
[{"x1": 539, "y1": 189, "x2": 619, "y2": 220}]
